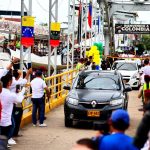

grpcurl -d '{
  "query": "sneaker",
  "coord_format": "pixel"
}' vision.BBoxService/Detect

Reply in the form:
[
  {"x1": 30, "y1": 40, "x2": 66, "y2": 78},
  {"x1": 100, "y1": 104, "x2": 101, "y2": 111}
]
[
  {"x1": 39, "y1": 123, "x2": 47, "y2": 127},
  {"x1": 33, "y1": 124, "x2": 37, "y2": 127},
  {"x1": 7, "y1": 144, "x2": 12, "y2": 148},
  {"x1": 8, "y1": 138, "x2": 16, "y2": 145}
]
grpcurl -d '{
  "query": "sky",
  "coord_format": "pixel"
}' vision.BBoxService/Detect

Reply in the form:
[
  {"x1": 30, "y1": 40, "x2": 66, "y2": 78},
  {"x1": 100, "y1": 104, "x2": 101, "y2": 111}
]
[{"x1": 0, "y1": 0, "x2": 150, "y2": 24}]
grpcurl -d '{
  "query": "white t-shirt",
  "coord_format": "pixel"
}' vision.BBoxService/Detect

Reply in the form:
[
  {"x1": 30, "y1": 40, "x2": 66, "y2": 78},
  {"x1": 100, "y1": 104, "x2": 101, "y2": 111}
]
[
  {"x1": 0, "y1": 69, "x2": 8, "y2": 79},
  {"x1": 141, "y1": 66, "x2": 150, "y2": 76},
  {"x1": 0, "y1": 88, "x2": 25, "y2": 126},
  {"x1": 140, "y1": 66, "x2": 150, "y2": 84},
  {"x1": 10, "y1": 77, "x2": 27, "y2": 93},
  {"x1": 30, "y1": 77, "x2": 47, "y2": 98}
]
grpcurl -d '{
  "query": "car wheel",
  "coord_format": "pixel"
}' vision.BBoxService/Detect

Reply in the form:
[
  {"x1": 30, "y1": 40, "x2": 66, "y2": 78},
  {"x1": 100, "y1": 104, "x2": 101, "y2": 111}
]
[{"x1": 65, "y1": 116, "x2": 73, "y2": 127}]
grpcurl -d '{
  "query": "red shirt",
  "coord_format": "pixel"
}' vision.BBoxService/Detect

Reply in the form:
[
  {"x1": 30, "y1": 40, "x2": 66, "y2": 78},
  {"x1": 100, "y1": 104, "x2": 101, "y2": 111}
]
[{"x1": 0, "y1": 101, "x2": 2, "y2": 120}]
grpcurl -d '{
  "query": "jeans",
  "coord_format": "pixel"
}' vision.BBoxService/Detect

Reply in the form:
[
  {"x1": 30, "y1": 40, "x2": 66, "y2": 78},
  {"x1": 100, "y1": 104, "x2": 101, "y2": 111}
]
[
  {"x1": 8, "y1": 116, "x2": 15, "y2": 139},
  {"x1": 0, "y1": 126, "x2": 11, "y2": 139},
  {"x1": 32, "y1": 97, "x2": 45, "y2": 124}
]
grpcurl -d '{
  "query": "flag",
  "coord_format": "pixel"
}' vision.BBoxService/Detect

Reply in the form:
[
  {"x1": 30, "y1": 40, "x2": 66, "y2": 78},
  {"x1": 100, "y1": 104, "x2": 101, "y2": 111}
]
[
  {"x1": 77, "y1": 1, "x2": 82, "y2": 44},
  {"x1": 88, "y1": 1, "x2": 92, "y2": 28},
  {"x1": 50, "y1": 22, "x2": 61, "y2": 47},
  {"x1": 21, "y1": 16, "x2": 34, "y2": 47}
]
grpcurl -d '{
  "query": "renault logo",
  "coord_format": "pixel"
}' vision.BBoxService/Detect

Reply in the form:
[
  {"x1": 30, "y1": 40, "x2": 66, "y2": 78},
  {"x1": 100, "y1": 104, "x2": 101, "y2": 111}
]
[{"x1": 91, "y1": 101, "x2": 97, "y2": 108}]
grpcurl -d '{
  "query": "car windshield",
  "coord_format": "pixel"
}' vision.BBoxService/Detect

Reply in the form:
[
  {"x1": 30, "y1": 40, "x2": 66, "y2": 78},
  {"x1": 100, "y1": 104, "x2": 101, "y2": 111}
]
[
  {"x1": 75, "y1": 74, "x2": 120, "y2": 90},
  {"x1": 112, "y1": 62, "x2": 137, "y2": 71}
]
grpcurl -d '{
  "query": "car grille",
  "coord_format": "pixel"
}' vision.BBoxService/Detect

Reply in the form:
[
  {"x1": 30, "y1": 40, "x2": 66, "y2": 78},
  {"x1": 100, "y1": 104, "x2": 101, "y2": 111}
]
[
  {"x1": 123, "y1": 76, "x2": 130, "y2": 79},
  {"x1": 79, "y1": 102, "x2": 109, "y2": 109}
]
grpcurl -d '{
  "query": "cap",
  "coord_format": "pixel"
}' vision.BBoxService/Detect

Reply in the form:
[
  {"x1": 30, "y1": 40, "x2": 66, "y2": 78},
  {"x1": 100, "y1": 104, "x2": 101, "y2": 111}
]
[{"x1": 111, "y1": 109, "x2": 130, "y2": 125}]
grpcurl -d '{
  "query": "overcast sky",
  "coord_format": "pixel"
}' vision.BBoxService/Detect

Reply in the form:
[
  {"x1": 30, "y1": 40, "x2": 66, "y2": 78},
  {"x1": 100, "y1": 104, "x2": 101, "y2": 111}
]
[{"x1": 0, "y1": 0, "x2": 150, "y2": 24}]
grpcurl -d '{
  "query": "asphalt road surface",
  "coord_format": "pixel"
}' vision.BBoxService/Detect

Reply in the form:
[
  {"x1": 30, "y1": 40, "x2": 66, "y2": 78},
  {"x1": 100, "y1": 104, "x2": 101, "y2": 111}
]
[{"x1": 12, "y1": 90, "x2": 142, "y2": 150}]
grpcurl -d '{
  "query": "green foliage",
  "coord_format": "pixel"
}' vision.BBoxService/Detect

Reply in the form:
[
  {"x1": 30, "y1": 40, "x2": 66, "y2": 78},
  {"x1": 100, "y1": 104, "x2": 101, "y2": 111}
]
[
  {"x1": 142, "y1": 35, "x2": 150, "y2": 50},
  {"x1": 136, "y1": 43, "x2": 145, "y2": 55}
]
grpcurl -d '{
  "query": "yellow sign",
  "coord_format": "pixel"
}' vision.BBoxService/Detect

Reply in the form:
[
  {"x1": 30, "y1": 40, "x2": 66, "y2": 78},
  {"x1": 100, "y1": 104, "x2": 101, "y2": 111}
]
[
  {"x1": 22, "y1": 16, "x2": 34, "y2": 27},
  {"x1": 51, "y1": 22, "x2": 61, "y2": 31}
]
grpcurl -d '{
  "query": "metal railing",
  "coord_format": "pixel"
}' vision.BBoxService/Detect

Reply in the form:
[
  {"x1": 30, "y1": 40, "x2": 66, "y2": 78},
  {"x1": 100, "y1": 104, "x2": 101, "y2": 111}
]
[{"x1": 22, "y1": 69, "x2": 78, "y2": 118}]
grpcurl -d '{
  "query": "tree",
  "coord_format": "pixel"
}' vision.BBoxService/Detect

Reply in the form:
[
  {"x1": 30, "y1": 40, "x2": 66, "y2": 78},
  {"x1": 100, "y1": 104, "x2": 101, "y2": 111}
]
[
  {"x1": 142, "y1": 34, "x2": 150, "y2": 50},
  {"x1": 136, "y1": 43, "x2": 145, "y2": 56}
]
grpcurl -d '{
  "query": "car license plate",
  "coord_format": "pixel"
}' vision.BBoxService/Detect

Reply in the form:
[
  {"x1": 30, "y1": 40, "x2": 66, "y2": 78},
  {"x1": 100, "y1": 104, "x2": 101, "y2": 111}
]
[{"x1": 87, "y1": 110, "x2": 100, "y2": 117}]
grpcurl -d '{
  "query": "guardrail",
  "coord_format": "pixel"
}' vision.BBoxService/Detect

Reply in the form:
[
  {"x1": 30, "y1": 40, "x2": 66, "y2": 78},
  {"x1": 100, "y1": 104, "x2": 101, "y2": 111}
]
[{"x1": 21, "y1": 69, "x2": 78, "y2": 127}]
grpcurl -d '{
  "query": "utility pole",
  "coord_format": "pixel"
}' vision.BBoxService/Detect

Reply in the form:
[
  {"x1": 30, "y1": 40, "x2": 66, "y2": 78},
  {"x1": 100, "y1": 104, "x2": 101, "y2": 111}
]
[
  {"x1": 103, "y1": 0, "x2": 113, "y2": 55},
  {"x1": 67, "y1": 0, "x2": 76, "y2": 70},
  {"x1": 20, "y1": 0, "x2": 32, "y2": 71},
  {"x1": 48, "y1": 0, "x2": 59, "y2": 77}
]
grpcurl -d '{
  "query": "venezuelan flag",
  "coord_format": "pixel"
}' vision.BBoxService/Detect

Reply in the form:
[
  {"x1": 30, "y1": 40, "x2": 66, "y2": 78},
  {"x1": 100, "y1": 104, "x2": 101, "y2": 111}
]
[
  {"x1": 88, "y1": 1, "x2": 92, "y2": 28},
  {"x1": 21, "y1": 16, "x2": 34, "y2": 47}
]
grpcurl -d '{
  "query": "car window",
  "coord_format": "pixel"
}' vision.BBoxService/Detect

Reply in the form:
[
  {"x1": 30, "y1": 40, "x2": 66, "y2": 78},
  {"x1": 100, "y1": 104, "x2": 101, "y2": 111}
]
[
  {"x1": 112, "y1": 62, "x2": 137, "y2": 71},
  {"x1": 75, "y1": 75, "x2": 120, "y2": 90}
]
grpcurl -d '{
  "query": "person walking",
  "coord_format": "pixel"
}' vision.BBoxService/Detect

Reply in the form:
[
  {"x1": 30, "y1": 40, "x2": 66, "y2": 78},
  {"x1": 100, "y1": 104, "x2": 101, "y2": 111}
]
[{"x1": 30, "y1": 70, "x2": 50, "y2": 127}]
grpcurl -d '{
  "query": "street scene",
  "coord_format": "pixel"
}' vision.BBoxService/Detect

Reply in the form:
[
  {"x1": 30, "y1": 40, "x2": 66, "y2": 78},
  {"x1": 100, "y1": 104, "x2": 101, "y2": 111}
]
[{"x1": 0, "y1": 0, "x2": 150, "y2": 150}]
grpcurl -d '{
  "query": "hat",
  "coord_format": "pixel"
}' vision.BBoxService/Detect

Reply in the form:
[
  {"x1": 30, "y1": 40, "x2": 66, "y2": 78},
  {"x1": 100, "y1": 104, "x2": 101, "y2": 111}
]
[{"x1": 111, "y1": 109, "x2": 130, "y2": 125}]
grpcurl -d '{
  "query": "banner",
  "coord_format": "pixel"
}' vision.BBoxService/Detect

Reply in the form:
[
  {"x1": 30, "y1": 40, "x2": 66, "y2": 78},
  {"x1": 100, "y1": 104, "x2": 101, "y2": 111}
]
[
  {"x1": 115, "y1": 24, "x2": 150, "y2": 34},
  {"x1": 21, "y1": 16, "x2": 35, "y2": 47},
  {"x1": 50, "y1": 22, "x2": 60, "y2": 47}
]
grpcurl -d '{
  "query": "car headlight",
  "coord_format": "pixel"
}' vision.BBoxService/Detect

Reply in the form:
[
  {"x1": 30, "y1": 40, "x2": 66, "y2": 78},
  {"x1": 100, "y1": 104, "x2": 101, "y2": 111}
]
[
  {"x1": 110, "y1": 99, "x2": 123, "y2": 106},
  {"x1": 67, "y1": 98, "x2": 78, "y2": 106},
  {"x1": 131, "y1": 73, "x2": 138, "y2": 79}
]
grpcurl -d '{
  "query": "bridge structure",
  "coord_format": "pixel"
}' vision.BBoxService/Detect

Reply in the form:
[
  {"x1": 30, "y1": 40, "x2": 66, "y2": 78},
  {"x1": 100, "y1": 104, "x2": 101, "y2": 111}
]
[{"x1": 0, "y1": 0, "x2": 150, "y2": 149}]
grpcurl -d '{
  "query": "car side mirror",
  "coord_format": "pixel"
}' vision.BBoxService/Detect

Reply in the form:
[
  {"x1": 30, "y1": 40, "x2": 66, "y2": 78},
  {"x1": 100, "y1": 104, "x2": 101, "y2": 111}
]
[
  {"x1": 124, "y1": 84, "x2": 132, "y2": 92},
  {"x1": 63, "y1": 85, "x2": 71, "y2": 90}
]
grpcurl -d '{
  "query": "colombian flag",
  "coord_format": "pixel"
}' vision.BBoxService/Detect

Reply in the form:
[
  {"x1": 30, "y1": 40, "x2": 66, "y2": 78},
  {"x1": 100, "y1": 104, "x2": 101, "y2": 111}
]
[
  {"x1": 21, "y1": 16, "x2": 34, "y2": 47},
  {"x1": 88, "y1": 1, "x2": 92, "y2": 28}
]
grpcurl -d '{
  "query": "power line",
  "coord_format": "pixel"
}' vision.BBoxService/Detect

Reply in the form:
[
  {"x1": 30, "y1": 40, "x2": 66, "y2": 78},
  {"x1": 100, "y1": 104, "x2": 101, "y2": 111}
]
[{"x1": 36, "y1": 0, "x2": 49, "y2": 12}]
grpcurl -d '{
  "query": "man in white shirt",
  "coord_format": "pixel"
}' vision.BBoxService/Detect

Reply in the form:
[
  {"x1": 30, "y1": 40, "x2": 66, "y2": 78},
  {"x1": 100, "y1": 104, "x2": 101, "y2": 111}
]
[
  {"x1": 8, "y1": 68, "x2": 32, "y2": 142},
  {"x1": 30, "y1": 70, "x2": 50, "y2": 127},
  {"x1": 140, "y1": 59, "x2": 150, "y2": 77},
  {"x1": 0, "y1": 74, "x2": 25, "y2": 142}
]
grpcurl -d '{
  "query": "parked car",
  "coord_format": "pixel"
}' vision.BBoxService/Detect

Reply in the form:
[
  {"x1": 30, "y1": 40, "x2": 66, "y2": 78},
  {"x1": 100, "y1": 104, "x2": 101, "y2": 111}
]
[
  {"x1": 63, "y1": 70, "x2": 131, "y2": 127},
  {"x1": 111, "y1": 60, "x2": 140, "y2": 88}
]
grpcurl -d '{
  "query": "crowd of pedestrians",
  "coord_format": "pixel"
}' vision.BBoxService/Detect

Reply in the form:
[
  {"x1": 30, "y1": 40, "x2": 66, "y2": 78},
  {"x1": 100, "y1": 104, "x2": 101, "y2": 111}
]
[
  {"x1": 0, "y1": 55, "x2": 150, "y2": 150},
  {"x1": 0, "y1": 58, "x2": 50, "y2": 149}
]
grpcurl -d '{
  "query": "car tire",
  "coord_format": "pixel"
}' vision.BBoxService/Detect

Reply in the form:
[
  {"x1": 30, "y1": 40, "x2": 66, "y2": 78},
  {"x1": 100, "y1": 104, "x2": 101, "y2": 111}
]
[{"x1": 65, "y1": 116, "x2": 73, "y2": 127}]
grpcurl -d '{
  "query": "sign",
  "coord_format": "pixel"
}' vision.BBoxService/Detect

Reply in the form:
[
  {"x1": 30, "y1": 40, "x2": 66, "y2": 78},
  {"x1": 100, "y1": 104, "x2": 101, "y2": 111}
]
[
  {"x1": 115, "y1": 24, "x2": 150, "y2": 34},
  {"x1": 50, "y1": 22, "x2": 60, "y2": 47}
]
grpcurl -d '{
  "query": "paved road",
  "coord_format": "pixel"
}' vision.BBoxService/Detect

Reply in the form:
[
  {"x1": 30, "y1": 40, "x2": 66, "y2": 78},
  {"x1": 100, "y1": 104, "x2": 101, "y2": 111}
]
[{"x1": 12, "y1": 90, "x2": 142, "y2": 150}]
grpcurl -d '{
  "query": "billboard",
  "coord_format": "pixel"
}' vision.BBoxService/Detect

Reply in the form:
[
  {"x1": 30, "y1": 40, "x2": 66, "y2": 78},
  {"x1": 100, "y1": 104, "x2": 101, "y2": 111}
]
[{"x1": 115, "y1": 24, "x2": 150, "y2": 34}]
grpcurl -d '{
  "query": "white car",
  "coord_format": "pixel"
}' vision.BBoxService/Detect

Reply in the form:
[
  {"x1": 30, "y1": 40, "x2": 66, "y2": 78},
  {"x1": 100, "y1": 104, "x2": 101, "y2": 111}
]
[{"x1": 111, "y1": 60, "x2": 140, "y2": 88}]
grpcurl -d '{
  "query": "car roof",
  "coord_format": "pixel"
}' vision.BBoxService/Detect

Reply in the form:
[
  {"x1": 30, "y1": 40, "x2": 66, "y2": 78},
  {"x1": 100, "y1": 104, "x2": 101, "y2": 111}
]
[
  {"x1": 79, "y1": 70, "x2": 120, "y2": 76},
  {"x1": 114, "y1": 60, "x2": 137, "y2": 63}
]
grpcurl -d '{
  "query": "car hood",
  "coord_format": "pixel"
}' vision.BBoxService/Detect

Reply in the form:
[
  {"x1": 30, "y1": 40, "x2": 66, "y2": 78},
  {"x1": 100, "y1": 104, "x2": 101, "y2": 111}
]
[
  {"x1": 118, "y1": 70, "x2": 137, "y2": 77},
  {"x1": 68, "y1": 89, "x2": 122, "y2": 102}
]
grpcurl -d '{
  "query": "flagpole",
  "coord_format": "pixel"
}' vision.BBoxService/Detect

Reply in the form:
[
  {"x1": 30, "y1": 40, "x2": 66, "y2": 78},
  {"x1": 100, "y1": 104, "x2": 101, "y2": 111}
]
[
  {"x1": 90, "y1": 1, "x2": 93, "y2": 46},
  {"x1": 84, "y1": 0, "x2": 88, "y2": 58},
  {"x1": 80, "y1": 0, "x2": 82, "y2": 58},
  {"x1": 20, "y1": 0, "x2": 24, "y2": 71}
]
